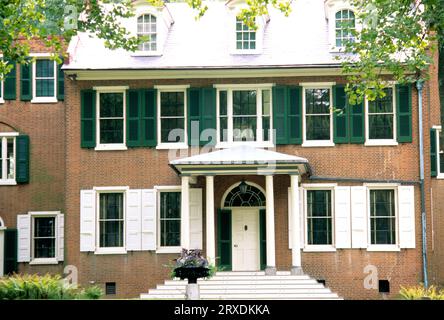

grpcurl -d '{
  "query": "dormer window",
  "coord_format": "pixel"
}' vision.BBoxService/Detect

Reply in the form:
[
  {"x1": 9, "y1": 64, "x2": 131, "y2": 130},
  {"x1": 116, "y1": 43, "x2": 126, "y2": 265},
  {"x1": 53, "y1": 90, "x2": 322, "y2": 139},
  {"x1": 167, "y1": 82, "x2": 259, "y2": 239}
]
[
  {"x1": 235, "y1": 18, "x2": 256, "y2": 50},
  {"x1": 335, "y1": 9, "x2": 355, "y2": 48},
  {"x1": 137, "y1": 14, "x2": 157, "y2": 52}
]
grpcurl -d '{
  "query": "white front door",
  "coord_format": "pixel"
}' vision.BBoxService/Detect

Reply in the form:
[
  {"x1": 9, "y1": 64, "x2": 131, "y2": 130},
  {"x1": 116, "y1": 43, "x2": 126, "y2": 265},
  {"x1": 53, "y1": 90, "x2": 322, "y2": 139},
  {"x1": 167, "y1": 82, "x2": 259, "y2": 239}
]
[{"x1": 232, "y1": 208, "x2": 260, "y2": 271}]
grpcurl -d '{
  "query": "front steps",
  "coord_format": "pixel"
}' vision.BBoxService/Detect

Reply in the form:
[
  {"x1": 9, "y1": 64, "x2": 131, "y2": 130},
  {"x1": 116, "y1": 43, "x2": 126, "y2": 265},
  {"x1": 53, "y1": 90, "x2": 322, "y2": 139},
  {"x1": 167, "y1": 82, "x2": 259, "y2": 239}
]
[{"x1": 140, "y1": 271, "x2": 342, "y2": 300}]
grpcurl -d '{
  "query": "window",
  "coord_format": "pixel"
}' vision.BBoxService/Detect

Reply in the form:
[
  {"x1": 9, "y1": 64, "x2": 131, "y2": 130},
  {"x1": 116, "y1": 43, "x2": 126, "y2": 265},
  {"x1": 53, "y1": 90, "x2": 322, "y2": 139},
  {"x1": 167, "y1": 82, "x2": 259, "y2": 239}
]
[
  {"x1": 335, "y1": 10, "x2": 355, "y2": 48},
  {"x1": 158, "y1": 89, "x2": 187, "y2": 146},
  {"x1": 303, "y1": 86, "x2": 333, "y2": 145},
  {"x1": 0, "y1": 79, "x2": 3, "y2": 102},
  {"x1": 366, "y1": 87, "x2": 396, "y2": 143},
  {"x1": 0, "y1": 135, "x2": 15, "y2": 184},
  {"x1": 369, "y1": 189, "x2": 396, "y2": 245},
  {"x1": 217, "y1": 86, "x2": 272, "y2": 145},
  {"x1": 33, "y1": 59, "x2": 56, "y2": 101},
  {"x1": 137, "y1": 14, "x2": 157, "y2": 52},
  {"x1": 236, "y1": 18, "x2": 256, "y2": 50},
  {"x1": 437, "y1": 129, "x2": 444, "y2": 177},
  {"x1": 98, "y1": 193, "x2": 125, "y2": 249},
  {"x1": 32, "y1": 216, "x2": 56, "y2": 259},
  {"x1": 97, "y1": 90, "x2": 126, "y2": 148},
  {"x1": 159, "y1": 192, "x2": 181, "y2": 247},
  {"x1": 306, "y1": 190, "x2": 333, "y2": 245}
]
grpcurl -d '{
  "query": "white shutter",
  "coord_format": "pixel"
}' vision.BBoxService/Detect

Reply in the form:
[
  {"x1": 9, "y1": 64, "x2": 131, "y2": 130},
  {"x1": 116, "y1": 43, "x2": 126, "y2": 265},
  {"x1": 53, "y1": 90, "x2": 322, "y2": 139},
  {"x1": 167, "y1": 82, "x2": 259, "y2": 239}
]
[
  {"x1": 398, "y1": 186, "x2": 416, "y2": 248},
  {"x1": 17, "y1": 214, "x2": 31, "y2": 262},
  {"x1": 189, "y1": 188, "x2": 203, "y2": 250},
  {"x1": 126, "y1": 189, "x2": 142, "y2": 251},
  {"x1": 80, "y1": 190, "x2": 96, "y2": 252},
  {"x1": 351, "y1": 186, "x2": 368, "y2": 248},
  {"x1": 288, "y1": 187, "x2": 304, "y2": 249},
  {"x1": 141, "y1": 189, "x2": 157, "y2": 250},
  {"x1": 334, "y1": 186, "x2": 351, "y2": 248},
  {"x1": 57, "y1": 214, "x2": 65, "y2": 261}
]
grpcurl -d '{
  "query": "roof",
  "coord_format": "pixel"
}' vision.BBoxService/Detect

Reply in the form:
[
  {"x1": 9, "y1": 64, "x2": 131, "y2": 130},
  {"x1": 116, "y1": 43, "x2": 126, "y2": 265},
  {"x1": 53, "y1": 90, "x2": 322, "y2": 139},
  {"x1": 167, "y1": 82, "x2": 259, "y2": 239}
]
[{"x1": 65, "y1": 1, "x2": 345, "y2": 71}]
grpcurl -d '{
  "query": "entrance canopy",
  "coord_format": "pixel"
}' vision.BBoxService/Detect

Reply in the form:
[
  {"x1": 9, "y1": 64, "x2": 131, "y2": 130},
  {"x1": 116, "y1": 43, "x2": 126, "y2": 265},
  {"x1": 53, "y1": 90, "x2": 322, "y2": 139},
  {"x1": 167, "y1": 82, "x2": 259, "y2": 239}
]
[{"x1": 170, "y1": 145, "x2": 311, "y2": 176}]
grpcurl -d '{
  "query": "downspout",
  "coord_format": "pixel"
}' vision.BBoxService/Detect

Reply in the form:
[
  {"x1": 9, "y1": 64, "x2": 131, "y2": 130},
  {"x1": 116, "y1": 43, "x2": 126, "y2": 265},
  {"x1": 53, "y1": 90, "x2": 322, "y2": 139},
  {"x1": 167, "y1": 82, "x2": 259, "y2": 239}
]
[{"x1": 416, "y1": 80, "x2": 428, "y2": 288}]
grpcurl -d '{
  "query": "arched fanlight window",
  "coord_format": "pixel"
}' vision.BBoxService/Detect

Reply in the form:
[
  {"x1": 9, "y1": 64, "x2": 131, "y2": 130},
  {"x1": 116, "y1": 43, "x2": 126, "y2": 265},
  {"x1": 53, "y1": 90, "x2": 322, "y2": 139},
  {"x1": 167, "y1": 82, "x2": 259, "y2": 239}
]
[
  {"x1": 137, "y1": 14, "x2": 157, "y2": 51},
  {"x1": 224, "y1": 182, "x2": 266, "y2": 207},
  {"x1": 335, "y1": 9, "x2": 355, "y2": 47}
]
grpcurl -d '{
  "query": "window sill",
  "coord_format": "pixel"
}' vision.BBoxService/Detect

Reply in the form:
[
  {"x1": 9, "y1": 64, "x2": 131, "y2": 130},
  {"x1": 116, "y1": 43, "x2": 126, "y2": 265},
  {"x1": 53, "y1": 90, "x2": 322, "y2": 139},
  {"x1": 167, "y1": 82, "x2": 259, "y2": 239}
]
[
  {"x1": 156, "y1": 143, "x2": 189, "y2": 150},
  {"x1": 31, "y1": 97, "x2": 58, "y2": 104},
  {"x1": 0, "y1": 180, "x2": 17, "y2": 186},
  {"x1": 303, "y1": 246, "x2": 337, "y2": 252},
  {"x1": 0, "y1": 98, "x2": 4, "y2": 104},
  {"x1": 366, "y1": 245, "x2": 400, "y2": 252},
  {"x1": 302, "y1": 141, "x2": 335, "y2": 148},
  {"x1": 215, "y1": 141, "x2": 275, "y2": 149},
  {"x1": 436, "y1": 174, "x2": 444, "y2": 179},
  {"x1": 94, "y1": 248, "x2": 127, "y2": 255},
  {"x1": 364, "y1": 140, "x2": 398, "y2": 147},
  {"x1": 131, "y1": 51, "x2": 162, "y2": 57},
  {"x1": 29, "y1": 258, "x2": 59, "y2": 265},
  {"x1": 231, "y1": 50, "x2": 262, "y2": 55},
  {"x1": 95, "y1": 144, "x2": 128, "y2": 151},
  {"x1": 156, "y1": 247, "x2": 182, "y2": 254}
]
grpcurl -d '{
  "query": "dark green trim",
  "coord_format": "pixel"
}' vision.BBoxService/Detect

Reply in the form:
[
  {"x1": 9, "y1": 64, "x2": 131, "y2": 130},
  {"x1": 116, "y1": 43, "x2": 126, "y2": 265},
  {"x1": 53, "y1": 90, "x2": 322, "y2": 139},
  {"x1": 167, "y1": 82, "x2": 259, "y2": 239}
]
[
  {"x1": 199, "y1": 87, "x2": 217, "y2": 146},
  {"x1": 396, "y1": 84, "x2": 412, "y2": 143},
  {"x1": 333, "y1": 85, "x2": 349, "y2": 143},
  {"x1": 126, "y1": 89, "x2": 141, "y2": 147},
  {"x1": 80, "y1": 89, "x2": 96, "y2": 148},
  {"x1": 350, "y1": 100, "x2": 365, "y2": 144},
  {"x1": 288, "y1": 86, "x2": 303, "y2": 144},
  {"x1": 431, "y1": 128, "x2": 437, "y2": 177},
  {"x1": 4, "y1": 62, "x2": 16, "y2": 100},
  {"x1": 217, "y1": 209, "x2": 232, "y2": 271},
  {"x1": 273, "y1": 86, "x2": 288, "y2": 145},
  {"x1": 57, "y1": 60, "x2": 64, "y2": 101},
  {"x1": 16, "y1": 135, "x2": 30, "y2": 184},
  {"x1": 20, "y1": 61, "x2": 32, "y2": 101},
  {"x1": 259, "y1": 209, "x2": 267, "y2": 271},
  {"x1": 187, "y1": 88, "x2": 201, "y2": 146},
  {"x1": 3, "y1": 229, "x2": 18, "y2": 275},
  {"x1": 141, "y1": 89, "x2": 157, "y2": 147}
]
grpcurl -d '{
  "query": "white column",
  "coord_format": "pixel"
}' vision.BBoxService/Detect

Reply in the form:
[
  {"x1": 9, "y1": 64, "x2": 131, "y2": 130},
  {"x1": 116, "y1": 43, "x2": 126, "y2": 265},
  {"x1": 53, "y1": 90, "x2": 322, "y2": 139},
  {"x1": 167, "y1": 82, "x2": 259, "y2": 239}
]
[
  {"x1": 181, "y1": 176, "x2": 190, "y2": 250},
  {"x1": 290, "y1": 174, "x2": 303, "y2": 275},
  {"x1": 265, "y1": 175, "x2": 276, "y2": 274},
  {"x1": 205, "y1": 176, "x2": 215, "y2": 265}
]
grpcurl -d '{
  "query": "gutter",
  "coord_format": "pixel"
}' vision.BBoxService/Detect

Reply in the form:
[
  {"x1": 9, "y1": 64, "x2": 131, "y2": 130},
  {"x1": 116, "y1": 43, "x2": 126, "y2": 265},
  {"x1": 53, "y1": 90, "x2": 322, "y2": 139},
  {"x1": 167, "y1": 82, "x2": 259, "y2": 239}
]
[{"x1": 308, "y1": 176, "x2": 420, "y2": 185}]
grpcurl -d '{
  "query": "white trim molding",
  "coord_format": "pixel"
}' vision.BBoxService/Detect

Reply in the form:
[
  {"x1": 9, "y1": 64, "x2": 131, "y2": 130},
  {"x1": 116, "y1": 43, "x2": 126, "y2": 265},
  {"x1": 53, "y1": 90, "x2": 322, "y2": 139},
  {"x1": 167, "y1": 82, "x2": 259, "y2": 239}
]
[
  {"x1": 434, "y1": 126, "x2": 444, "y2": 179},
  {"x1": 31, "y1": 56, "x2": 58, "y2": 103}
]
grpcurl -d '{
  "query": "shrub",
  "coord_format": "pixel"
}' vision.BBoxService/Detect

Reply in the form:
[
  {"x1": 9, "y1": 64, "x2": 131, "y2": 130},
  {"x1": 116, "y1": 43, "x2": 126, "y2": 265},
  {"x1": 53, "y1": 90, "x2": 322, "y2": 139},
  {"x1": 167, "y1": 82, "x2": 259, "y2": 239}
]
[
  {"x1": 78, "y1": 285, "x2": 103, "y2": 300},
  {"x1": 399, "y1": 284, "x2": 444, "y2": 300}
]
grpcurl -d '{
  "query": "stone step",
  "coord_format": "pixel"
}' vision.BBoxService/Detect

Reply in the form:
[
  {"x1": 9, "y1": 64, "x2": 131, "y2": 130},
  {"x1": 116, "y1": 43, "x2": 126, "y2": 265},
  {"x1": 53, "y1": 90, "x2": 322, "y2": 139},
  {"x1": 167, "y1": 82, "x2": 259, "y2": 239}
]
[
  {"x1": 215, "y1": 271, "x2": 291, "y2": 276},
  {"x1": 208, "y1": 275, "x2": 312, "y2": 281},
  {"x1": 157, "y1": 283, "x2": 326, "y2": 290},
  {"x1": 149, "y1": 288, "x2": 333, "y2": 295},
  {"x1": 199, "y1": 293, "x2": 341, "y2": 299},
  {"x1": 165, "y1": 279, "x2": 319, "y2": 286}
]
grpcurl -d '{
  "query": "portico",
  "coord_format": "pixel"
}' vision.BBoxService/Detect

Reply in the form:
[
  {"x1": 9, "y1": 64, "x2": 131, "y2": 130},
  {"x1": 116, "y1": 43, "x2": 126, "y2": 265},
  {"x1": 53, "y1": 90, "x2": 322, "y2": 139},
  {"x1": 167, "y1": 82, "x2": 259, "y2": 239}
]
[{"x1": 170, "y1": 145, "x2": 311, "y2": 275}]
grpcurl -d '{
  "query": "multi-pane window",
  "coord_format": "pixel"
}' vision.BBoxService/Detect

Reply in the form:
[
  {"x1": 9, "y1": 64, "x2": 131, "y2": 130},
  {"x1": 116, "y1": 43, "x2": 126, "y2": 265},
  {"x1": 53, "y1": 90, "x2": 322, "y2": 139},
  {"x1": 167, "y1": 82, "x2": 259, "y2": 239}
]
[
  {"x1": 0, "y1": 136, "x2": 15, "y2": 183},
  {"x1": 159, "y1": 91, "x2": 186, "y2": 144},
  {"x1": 99, "y1": 92, "x2": 125, "y2": 144},
  {"x1": 440, "y1": 130, "x2": 444, "y2": 174},
  {"x1": 0, "y1": 80, "x2": 3, "y2": 100},
  {"x1": 33, "y1": 217, "x2": 56, "y2": 259},
  {"x1": 137, "y1": 14, "x2": 157, "y2": 52},
  {"x1": 35, "y1": 59, "x2": 56, "y2": 98},
  {"x1": 368, "y1": 88, "x2": 395, "y2": 140},
  {"x1": 160, "y1": 192, "x2": 181, "y2": 247},
  {"x1": 305, "y1": 88, "x2": 331, "y2": 141},
  {"x1": 218, "y1": 88, "x2": 272, "y2": 144},
  {"x1": 99, "y1": 193, "x2": 124, "y2": 248},
  {"x1": 335, "y1": 9, "x2": 355, "y2": 48},
  {"x1": 370, "y1": 189, "x2": 396, "y2": 245},
  {"x1": 236, "y1": 18, "x2": 256, "y2": 50},
  {"x1": 306, "y1": 190, "x2": 333, "y2": 245}
]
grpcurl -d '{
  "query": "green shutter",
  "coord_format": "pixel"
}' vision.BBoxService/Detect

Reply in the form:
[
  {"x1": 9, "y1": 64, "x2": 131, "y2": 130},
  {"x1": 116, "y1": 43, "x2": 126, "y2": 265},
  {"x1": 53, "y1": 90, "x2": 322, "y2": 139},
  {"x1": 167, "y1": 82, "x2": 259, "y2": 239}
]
[
  {"x1": 288, "y1": 86, "x2": 303, "y2": 144},
  {"x1": 4, "y1": 62, "x2": 16, "y2": 100},
  {"x1": 57, "y1": 61, "x2": 64, "y2": 101},
  {"x1": 259, "y1": 209, "x2": 267, "y2": 271},
  {"x1": 431, "y1": 129, "x2": 437, "y2": 177},
  {"x1": 217, "y1": 209, "x2": 232, "y2": 271},
  {"x1": 126, "y1": 89, "x2": 141, "y2": 147},
  {"x1": 16, "y1": 135, "x2": 30, "y2": 183},
  {"x1": 200, "y1": 87, "x2": 217, "y2": 146},
  {"x1": 350, "y1": 101, "x2": 365, "y2": 143},
  {"x1": 4, "y1": 229, "x2": 18, "y2": 275},
  {"x1": 273, "y1": 86, "x2": 288, "y2": 144},
  {"x1": 141, "y1": 89, "x2": 157, "y2": 147},
  {"x1": 187, "y1": 88, "x2": 201, "y2": 147},
  {"x1": 20, "y1": 61, "x2": 32, "y2": 101},
  {"x1": 80, "y1": 89, "x2": 96, "y2": 148},
  {"x1": 396, "y1": 84, "x2": 412, "y2": 143},
  {"x1": 333, "y1": 85, "x2": 349, "y2": 143}
]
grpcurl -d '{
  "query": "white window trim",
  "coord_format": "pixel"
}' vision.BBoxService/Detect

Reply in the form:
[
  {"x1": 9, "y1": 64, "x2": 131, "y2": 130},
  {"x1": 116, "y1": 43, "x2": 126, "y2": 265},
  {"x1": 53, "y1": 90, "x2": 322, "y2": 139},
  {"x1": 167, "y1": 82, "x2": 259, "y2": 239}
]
[
  {"x1": 215, "y1": 85, "x2": 274, "y2": 148},
  {"x1": 0, "y1": 78, "x2": 4, "y2": 104},
  {"x1": 366, "y1": 186, "x2": 400, "y2": 250},
  {"x1": 30, "y1": 211, "x2": 60, "y2": 265},
  {"x1": 156, "y1": 86, "x2": 188, "y2": 149},
  {"x1": 329, "y1": 8, "x2": 357, "y2": 52},
  {"x1": 231, "y1": 15, "x2": 264, "y2": 55},
  {"x1": 156, "y1": 186, "x2": 182, "y2": 252},
  {"x1": 302, "y1": 85, "x2": 335, "y2": 147},
  {"x1": 434, "y1": 127, "x2": 444, "y2": 179},
  {"x1": 0, "y1": 133, "x2": 18, "y2": 185},
  {"x1": 31, "y1": 55, "x2": 57, "y2": 103},
  {"x1": 303, "y1": 186, "x2": 336, "y2": 251},
  {"x1": 95, "y1": 88, "x2": 128, "y2": 151},
  {"x1": 95, "y1": 188, "x2": 127, "y2": 255},
  {"x1": 365, "y1": 85, "x2": 398, "y2": 146},
  {"x1": 134, "y1": 12, "x2": 161, "y2": 56}
]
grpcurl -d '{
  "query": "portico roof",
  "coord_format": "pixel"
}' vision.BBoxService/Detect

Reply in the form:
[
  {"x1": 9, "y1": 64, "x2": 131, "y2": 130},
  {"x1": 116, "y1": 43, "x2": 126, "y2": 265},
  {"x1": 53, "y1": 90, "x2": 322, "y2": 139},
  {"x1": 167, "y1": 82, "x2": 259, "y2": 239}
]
[{"x1": 170, "y1": 145, "x2": 311, "y2": 176}]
